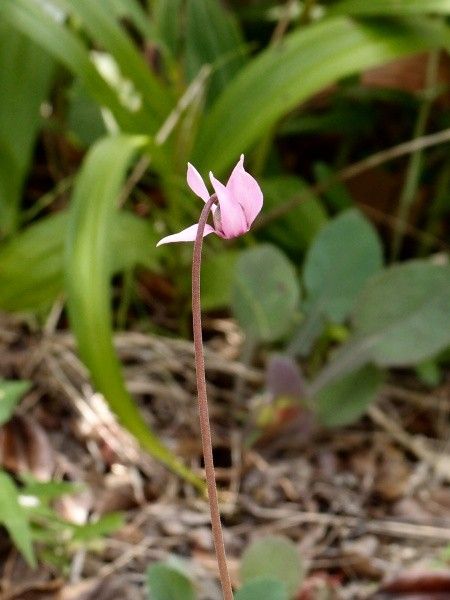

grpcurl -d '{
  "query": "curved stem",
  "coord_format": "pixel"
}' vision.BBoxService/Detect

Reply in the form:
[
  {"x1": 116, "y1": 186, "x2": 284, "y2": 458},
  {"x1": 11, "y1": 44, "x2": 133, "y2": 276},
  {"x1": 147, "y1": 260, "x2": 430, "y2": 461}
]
[{"x1": 192, "y1": 195, "x2": 234, "y2": 600}]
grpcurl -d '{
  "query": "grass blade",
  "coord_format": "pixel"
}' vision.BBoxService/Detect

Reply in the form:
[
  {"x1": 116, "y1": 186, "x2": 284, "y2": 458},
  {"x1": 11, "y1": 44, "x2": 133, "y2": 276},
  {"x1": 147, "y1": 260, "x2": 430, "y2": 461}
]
[
  {"x1": 193, "y1": 17, "x2": 450, "y2": 174},
  {"x1": 65, "y1": 135, "x2": 203, "y2": 489},
  {"x1": 329, "y1": 0, "x2": 450, "y2": 17},
  {"x1": 0, "y1": 210, "x2": 160, "y2": 313},
  {"x1": 0, "y1": 24, "x2": 54, "y2": 236},
  {"x1": 0, "y1": 0, "x2": 148, "y2": 133},
  {"x1": 55, "y1": 0, "x2": 172, "y2": 126},
  {"x1": 185, "y1": 0, "x2": 246, "y2": 101}
]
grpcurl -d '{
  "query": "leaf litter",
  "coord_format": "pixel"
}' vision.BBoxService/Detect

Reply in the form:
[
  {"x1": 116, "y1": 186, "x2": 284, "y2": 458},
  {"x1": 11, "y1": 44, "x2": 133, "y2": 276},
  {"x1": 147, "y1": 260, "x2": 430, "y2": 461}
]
[{"x1": 0, "y1": 313, "x2": 449, "y2": 599}]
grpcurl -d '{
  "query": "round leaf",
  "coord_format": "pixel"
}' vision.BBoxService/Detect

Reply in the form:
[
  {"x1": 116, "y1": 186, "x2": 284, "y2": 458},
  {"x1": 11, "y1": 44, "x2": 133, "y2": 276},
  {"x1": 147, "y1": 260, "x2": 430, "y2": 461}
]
[
  {"x1": 147, "y1": 562, "x2": 196, "y2": 600},
  {"x1": 353, "y1": 261, "x2": 450, "y2": 366},
  {"x1": 236, "y1": 577, "x2": 288, "y2": 600},
  {"x1": 232, "y1": 245, "x2": 300, "y2": 342},
  {"x1": 315, "y1": 365, "x2": 384, "y2": 426},
  {"x1": 240, "y1": 536, "x2": 304, "y2": 597},
  {"x1": 303, "y1": 209, "x2": 383, "y2": 323}
]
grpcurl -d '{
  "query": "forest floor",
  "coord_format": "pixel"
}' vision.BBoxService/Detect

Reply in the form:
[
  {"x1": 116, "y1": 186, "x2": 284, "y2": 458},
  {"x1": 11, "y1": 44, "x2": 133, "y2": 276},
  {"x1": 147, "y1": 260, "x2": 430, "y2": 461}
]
[{"x1": 0, "y1": 313, "x2": 450, "y2": 600}]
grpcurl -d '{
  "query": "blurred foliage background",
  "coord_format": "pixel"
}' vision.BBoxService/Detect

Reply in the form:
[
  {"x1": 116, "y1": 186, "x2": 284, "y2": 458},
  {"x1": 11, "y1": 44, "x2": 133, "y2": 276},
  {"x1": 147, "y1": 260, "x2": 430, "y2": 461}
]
[{"x1": 1, "y1": 0, "x2": 450, "y2": 482}]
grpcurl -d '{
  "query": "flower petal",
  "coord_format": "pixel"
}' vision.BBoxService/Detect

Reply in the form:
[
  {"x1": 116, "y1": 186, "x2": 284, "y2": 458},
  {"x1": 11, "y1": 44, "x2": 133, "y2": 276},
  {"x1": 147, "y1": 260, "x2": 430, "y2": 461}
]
[
  {"x1": 209, "y1": 173, "x2": 248, "y2": 239},
  {"x1": 226, "y1": 154, "x2": 263, "y2": 226},
  {"x1": 187, "y1": 163, "x2": 210, "y2": 202},
  {"x1": 156, "y1": 223, "x2": 215, "y2": 246}
]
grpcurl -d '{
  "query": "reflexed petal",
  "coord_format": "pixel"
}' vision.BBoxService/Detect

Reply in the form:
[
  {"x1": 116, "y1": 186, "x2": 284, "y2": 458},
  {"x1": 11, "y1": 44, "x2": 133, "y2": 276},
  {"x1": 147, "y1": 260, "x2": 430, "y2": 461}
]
[
  {"x1": 226, "y1": 154, "x2": 263, "y2": 226},
  {"x1": 156, "y1": 223, "x2": 215, "y2": 246},
  {"x1": 187, "y1": 163, "x2": 210, "y2": 202},
  {"x1": 209, "y1": 173, "x2": 247, "y2": 239}
]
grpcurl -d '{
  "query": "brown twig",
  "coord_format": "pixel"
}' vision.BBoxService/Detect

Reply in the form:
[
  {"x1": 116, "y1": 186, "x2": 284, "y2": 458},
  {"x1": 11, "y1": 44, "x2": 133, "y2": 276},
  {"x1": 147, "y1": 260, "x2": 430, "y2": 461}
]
[
  {"x1": 257, "y1": 126, "x2": 450, "y2": 250},
  {"x1": 192, "y1": 195, "x2": 234, "y2": 600}
]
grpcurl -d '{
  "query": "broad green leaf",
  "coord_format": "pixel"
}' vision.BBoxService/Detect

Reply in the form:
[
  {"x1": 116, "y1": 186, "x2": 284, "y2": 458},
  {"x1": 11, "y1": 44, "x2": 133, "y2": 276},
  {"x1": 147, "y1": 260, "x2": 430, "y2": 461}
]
[
  {"x1": 232, "y1": 245, "x2": 300, "y2": 342},
  {"x1": 353, "y1": 261, "x2": 450, "y2": 367},
  {"x1": 0, "y1": 380, "x2": 31, "y2": 426},
  {"x1": 0, "y1": 23, "x2": 54, "y2": 236},
  {"x1": 330, "y1": 0, "x2": 450, "y2": 17},
  {"x1": 236, "y1": 578, "x2": 288, "y2": 600},
  {"x1": 0, "y1": 471, "x2": 35, "y2": 567},
  {"x1": 288, "y1": 210, "x2": 382, "y2": 358},
  {"x1": 0, "y1": 0, "x2": 146, "y2": 134},
  {"x1": 315, "y1": 365, "x2": 384, "y2": 426},
  {"x1": 303, "y1": 209, "x2": 383, "y2": 323},
  {"x1": 240, "y1": 536, "x2": 304, "y2": 597},
  {"x1": 201, "y1": 250, "x2": 239, "y2": 311},
  {"x1": 260, "y1": 176, "x2": 327, "y2": 255},
  {"x1": 66, "y1": 135, "x2": 203, "y2": 490},
  {"x1": 311, "y1": 262, "x2": 450, "y2": 392},
  {"x1": 185, "y1": 0, "x2": 246, "y2": 101},
  {"x1": 146, "y1": 562, "x2": 197, "y2": 600},
  {"x1": 0, "y1": 210, "x2": 160, "y2": 313},
  {"x1": 193, "y1": 17, "x2": 450, "y2": 173}
]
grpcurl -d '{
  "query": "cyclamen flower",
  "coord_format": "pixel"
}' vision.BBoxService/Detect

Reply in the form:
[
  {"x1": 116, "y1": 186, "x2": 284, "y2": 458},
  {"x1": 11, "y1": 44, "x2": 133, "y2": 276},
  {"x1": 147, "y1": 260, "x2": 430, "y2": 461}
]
[{"x1": 156, "y1": 154, "x2": 263, "y2": 246}]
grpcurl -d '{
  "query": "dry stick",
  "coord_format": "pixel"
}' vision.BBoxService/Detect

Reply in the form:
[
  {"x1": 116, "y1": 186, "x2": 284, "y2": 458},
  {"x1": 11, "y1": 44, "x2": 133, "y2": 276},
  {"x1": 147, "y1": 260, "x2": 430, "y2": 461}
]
[
  {"x1": 257, "y1": 126, "x2": 450, "y2": 245},
  {"x1": 192, "y1": 195, "x2": 234, "y2": 600}
]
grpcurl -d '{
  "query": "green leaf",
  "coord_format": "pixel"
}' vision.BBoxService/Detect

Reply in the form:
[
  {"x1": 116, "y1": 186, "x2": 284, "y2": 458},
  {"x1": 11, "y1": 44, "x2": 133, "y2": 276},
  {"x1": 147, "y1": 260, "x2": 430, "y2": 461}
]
[
  {"x1": 201, "y1": 250, "x2": 239, "y2": 311},
  {"x1": 303, "y1": 209, "x2": 383, "y2": 323},
  {"x1": 353, "y1": 261, "x2": 450, "y2": 367},
  {"x1": 65, "y1": 135, "x2": 203, "y2": 490},
  {"x1": 72, "y1": 512, "x2": 124, "y2": 542},
  {"x1": 20, "y1": 478, "x2": 80, "y2": 504},
  {"x1": 146, "y1": 562, "x2": 197, "y2": 600},
  {"x1": 54, "y1": 0, "x2": 170, "y2": 125},
  {"x1": 193, "y1": 17, "x2": 450, "y2": 174},
  {"x1": 260, "y1": 176, "x2": 327, "y2": 255},
  {"x1": 415, "y1": 360, "x2": 441, "y2": 387},
  {"x1": 0, "y1": 23, "x2": 54, "y2": 236},
  {"x1": 102, "y1": 0, "x2": 156, "y2": 40},
  {"x1": 0, "y1": 380, "x2": 31, "y2": 426},
  {"x1": 0, "y1": 0, "x2": 146, "y2": 134},
  {"x1": 185, "y1": 0, "x2": 246, "y2": 101},
  {"x1": 311, "y1": 261, "x2": 450, "y2": 392},
  {"x1": 288, "y1": 210, "x2": 382, "y2": 357},
  {"x1": 232, "y1": 245, "x2": 300, "y2": 342},
  {"x1": 240, "y1": 536, "x2": 304, "y2": 597},
  {"x1": 67, "y1": 80, "x2": 107, "y2": 146},
  {"x1": 0, "y1": 210, "x2": 160, "y2": 313},
  {"x1": 315, "y1": 365, "x2": 384, "y2": 426},
  {"x1": 0, "y1": 471, "x2": 35, "y2": 567},
  {"x1": 330, "y1": 0, "x2": 450, "y2": 17},
  {"x1": 153, "y1": 0, "x2": 184, "y2": 57},
  {"x1": 314, "y1": 162, "x2": 353, "y2": 211},
  {"x1": 236, "y1": 578, "x2": 288, "y2": 600}
]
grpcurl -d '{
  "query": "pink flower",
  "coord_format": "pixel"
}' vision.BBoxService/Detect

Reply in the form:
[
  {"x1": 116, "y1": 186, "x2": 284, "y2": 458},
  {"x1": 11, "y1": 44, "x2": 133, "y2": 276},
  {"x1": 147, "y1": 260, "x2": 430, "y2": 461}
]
[{"x1": 156, "y1": 155, "x2": 263, "y2": 246}]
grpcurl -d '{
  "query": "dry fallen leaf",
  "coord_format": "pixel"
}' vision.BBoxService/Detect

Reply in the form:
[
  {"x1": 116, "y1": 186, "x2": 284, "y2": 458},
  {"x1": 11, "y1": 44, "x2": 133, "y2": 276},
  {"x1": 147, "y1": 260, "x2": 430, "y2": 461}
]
[{"x1": 0, "y1": 414, "x2": 55, "y2": 481}]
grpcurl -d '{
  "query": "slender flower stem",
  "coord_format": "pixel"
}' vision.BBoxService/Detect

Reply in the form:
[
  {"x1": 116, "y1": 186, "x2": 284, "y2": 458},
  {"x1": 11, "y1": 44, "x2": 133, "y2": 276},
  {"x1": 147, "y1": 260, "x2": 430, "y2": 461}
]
[{"x1": 192, "y1": 195, "x2": 234, "y2": 600}]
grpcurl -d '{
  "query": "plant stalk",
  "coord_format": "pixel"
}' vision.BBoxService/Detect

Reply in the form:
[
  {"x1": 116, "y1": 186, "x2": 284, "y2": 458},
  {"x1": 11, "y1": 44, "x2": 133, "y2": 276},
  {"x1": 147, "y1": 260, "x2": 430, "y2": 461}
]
[{"x1": 192, "y1": 195, "x2": 234, "y2": 600}]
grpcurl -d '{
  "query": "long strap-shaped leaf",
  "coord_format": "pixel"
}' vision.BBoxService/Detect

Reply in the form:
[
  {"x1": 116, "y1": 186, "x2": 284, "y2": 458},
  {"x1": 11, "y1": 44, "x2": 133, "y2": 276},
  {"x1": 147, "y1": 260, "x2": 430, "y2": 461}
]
[
  {"x1": 54, "y1": 0, "x2": 171, "y2": 125},
  {"x1": 330, "y1": 0, "x2": 450, "y2": 16},
  {"x1": 193, "y1": 16, "x2": 450, "y2": 173},
  {"x1": 66, "y1": 135, "x2": 203, "y2": 490},
  {"x1": 0, "y1": 0, "x2": 146, "y2": 134},
  {"x1": 0, "y1": 23, "x2": 54, "y2": 236}
]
